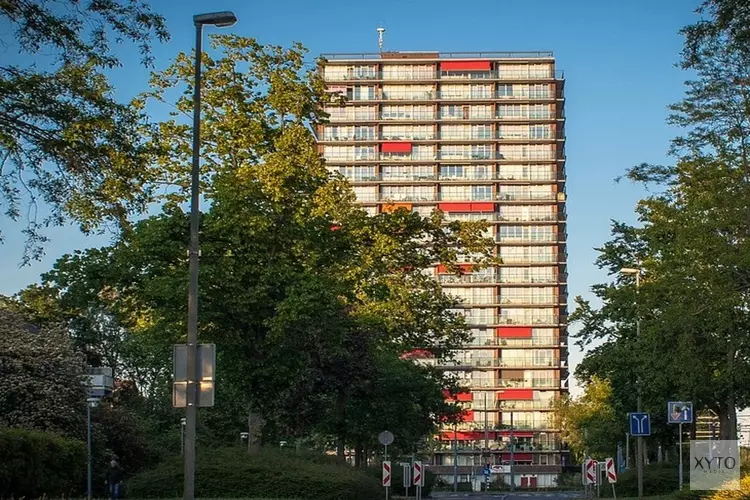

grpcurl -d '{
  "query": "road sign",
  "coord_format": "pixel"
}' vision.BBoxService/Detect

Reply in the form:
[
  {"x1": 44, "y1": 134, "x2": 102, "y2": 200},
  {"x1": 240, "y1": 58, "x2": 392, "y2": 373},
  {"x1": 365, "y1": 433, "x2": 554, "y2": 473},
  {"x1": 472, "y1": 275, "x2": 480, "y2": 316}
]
[
  {"x1": 668, "y1": 401, "x2": 693, "y2": 424},
  {"x1": 628, "y1": 412, "x2": 651, "y2": 436},
  {"x1": 483, "y1": 464, "x2": 491, "y2": 477},
  {"x1": 173, "y1": 343, "x2": 216, "y2": 408},
  {"x1": 413, "y1": 461, "x2": 423, "y2": 486},
  {"x1": 605, "y1": 458, "x2": 617, "y2": 483},
  {"x1": 402, "y1": 463, "x2": 411, "y2": 488},
  {"x1": 382, "y1": 461, "x2": 391, "y2": 487},
  {"x1": 379, "y1": 430, "x2": 395, "y2": 446},
  {"x1": 585, "y1": 458, "x2": 597, "y2": 484}
]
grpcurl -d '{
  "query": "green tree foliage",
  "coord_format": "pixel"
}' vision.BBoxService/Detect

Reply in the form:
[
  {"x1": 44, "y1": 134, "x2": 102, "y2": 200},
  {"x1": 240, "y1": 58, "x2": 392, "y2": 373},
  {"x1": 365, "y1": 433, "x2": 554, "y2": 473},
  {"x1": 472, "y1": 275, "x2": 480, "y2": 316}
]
[
  {"x1": 555, "y1": 376, "x2": 620, "y2": 461},
  {"x1": 12, "y1": 36, "x2": 493, "y2": 456},
  {"x1": 0, "y1": 305, "x2": 87, "y2": 438},
  {"x1": 573, "y1": 0, "x2": 750, "y2": 442},
  {"x1": 0, "y1": 427, "x2": 86, "y2": 498},
  {"x1": 0, "y1": 0, "x2": 169, "y2": 261}
]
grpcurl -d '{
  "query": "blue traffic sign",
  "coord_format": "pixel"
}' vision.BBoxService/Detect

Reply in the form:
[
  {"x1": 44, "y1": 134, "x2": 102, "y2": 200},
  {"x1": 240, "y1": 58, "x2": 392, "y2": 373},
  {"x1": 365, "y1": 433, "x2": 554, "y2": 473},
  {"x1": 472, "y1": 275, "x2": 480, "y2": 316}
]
[
  {"x1": 629, "y1": 412, "x2": 651, "y2": 436},
  {"x1": 483, "y1": 465, "x2": 491, "y2": 477},
  {"x1": 668, "y1": 401, "x2": 693, "y2": 424}
]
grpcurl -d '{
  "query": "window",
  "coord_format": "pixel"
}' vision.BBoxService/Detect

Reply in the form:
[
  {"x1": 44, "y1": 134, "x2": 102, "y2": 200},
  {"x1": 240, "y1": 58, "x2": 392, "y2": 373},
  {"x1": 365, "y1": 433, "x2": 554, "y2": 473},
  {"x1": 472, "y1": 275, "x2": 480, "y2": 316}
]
[
  {"x1": 499, "y1": 267, "x2": 555, "y2": 283},
  {"x1": 497, "y1": 164, "x2": 554, "y2": 181},
  {"x1": 323, "y1": 65, "x2": 377, "y2": 80},
  {"x1": 498, "y1": 144, "x2": 555, "y2": 160},
  {"x1": 497, "y1": 185, "x2": 555, "y2": 201},
  {"x1": 499, "y1": 205, "x2": 555, "y2": 222},
  {"x1": 324, "y1": 106, "x2": 376, "y2": 121},
  {"x1": 381, "y1": 105, "x2": 434, "y2": 120},
  {"x1": 382, "y1": 64, "x2": 434, "y2": 80},
  {"x1": 499, "y1": 246, "x2": 556, "y2": 263},
  {"x1": 354, "y1": 126, "x2": 376, "y2": 140},
  {"x1": 353, "y1": 186, "x2": 377, "y2": 202},
  {"x1": 499, "y1": 287, "x2": 555, "y2": 305},
  {"x1": 381, "y1": 185, "x2": 434, "y2": 201},
  {"x1": 381, "y1": 125, "x2": 434, "y2": 140},
  {"x1": 330, "y1": 166, "x2": 376, "y2": 182},
  {"x1": 351, "y1": 86, "x2": 375, "y2": 101},
  {"x1": 446, "y1": 287, "x2": 494, "y2": 305},
  {"x1": 413, "y1": 205, "x2": 436, "y2": 217},
  {"x1": 382, "y1": 84, "x2": 434, "y2": 100},
  {"x1": 381, "y1": 165, "x2": 434, "y2": 180},
  {"x1": 440, "y1": 184, "x2": 491, "y2": 201},
  {"x1": 497, "y1": 226, "x2": 555, "y2": 242}
]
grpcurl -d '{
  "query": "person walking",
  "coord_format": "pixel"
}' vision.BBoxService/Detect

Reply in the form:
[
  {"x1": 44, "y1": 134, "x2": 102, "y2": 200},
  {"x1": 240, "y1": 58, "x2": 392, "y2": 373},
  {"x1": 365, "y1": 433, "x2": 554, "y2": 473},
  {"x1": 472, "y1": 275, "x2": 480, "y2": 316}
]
[{"x1": 106, "y1": 459, "x2": 123, "y2": 500}]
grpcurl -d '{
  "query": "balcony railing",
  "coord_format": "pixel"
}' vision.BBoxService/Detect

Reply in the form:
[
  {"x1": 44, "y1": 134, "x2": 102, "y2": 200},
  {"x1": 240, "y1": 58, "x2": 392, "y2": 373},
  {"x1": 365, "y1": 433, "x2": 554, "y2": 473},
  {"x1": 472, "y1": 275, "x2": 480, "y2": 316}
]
[
  {"x1": 436, "y1": 358, "x2": 561, "y2": 369},
  {"x1": 496, "y1": 112, "x2": 558, "y2": 120},
  {"x1": 468, "y1": 336, "x2": 559, "y2": 347},
  {"x1": 496, "y1": 192, "x2": 558, "y2": 201},
  {"x1": 465, "y1": 378, "x2": 559, "y2": 389},
  {"x1": 497, "y1": 400, "x2": 555, "y2": 410},
  {"x1": 439, "y1": 274, "x2": 497, "y2": 284},
  {"x1": 380, "y1": 113, "x2": 436, "y2": 120},
  {"x1": 496, "y1": 91, "x2": 555, "y2": 100},
  {"x1": 461, "y1": 315, "x2": 561, "y2": 326},
  {"x1": 381, "y1": 91, "x2": 436, "y2": 101}
]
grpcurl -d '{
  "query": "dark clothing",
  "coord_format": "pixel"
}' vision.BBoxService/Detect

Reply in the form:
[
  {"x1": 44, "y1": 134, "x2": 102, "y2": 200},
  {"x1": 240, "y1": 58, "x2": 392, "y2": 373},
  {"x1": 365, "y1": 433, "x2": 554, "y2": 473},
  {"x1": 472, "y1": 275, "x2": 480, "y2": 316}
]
[{"x1": 106, "y1": 465, "x2": 123, "y2": 484}]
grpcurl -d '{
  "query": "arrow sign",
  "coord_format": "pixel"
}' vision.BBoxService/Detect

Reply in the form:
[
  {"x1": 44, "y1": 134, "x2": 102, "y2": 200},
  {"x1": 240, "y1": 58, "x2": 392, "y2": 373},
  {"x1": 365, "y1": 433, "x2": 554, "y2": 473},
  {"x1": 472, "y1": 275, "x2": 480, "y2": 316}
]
[
  {"x1": 668, "y1": 401, "x2": 693, "y2": 424},
  {"x1": 382, "y1": 461, "x2": 391, "y2": 487},
  {"x1": 413, "y1": 461, "x2": 423, "y2": 486},
  {"x1": 605, "y1": 457, "x2": 617, "y2": 483},
  {"x1": 585, "y1": 458, "x2": 597, "y2": 484},
  {"x1": 628, "y1": 412, "x2": 651, "y2": 436}
]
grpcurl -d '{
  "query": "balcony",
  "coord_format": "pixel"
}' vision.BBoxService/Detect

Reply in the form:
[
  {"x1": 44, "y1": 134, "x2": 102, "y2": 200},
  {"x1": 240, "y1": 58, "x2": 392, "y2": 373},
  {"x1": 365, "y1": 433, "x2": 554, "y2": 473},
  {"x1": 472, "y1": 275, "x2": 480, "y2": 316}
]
[
  {"x1": 460, "y1": 315, "x2": 562, "y2": 327},
  {"x1": 496, "y1": 192, "x2": 558, "y2": 201},
  {"x1": 322, "y1": 153, "x2": 378, "y2": 162},
  {"x1": 380, "y1": 90, "x2": 436, "y2": 101},
  {"x1": 436, "y1": 358, "x2": 561, "y2": 369},
  {"x1": 439, "y1": 133, "x2": 494, "y2": 141},
  {"x1": 438, "y1": 91, "x2": 494, "y2": 101},
  {"x1": 465, "y1": 378, "x2": 560, "y2": 389},
  {"x1": 380, "y1": 112, "x2": 436, "y2": 121},
  {"x1": 438, "y1": 274, "x2": 497, "y2": 284},
  {"x1": 495, "y1": 91, "x2": 555, "y2": 100},
  {"x1": 467, "y1": 336, "x2": 559, "y2": 348},
  {"x1": 496, "y1": 400, "x2": 556, "y2": 410},
  {"x1": 380, "y1": 134, "x2": 437, "y2": 141},
  {"x1": 496, "y1": 112, "x2": 558, "y2": 121}
]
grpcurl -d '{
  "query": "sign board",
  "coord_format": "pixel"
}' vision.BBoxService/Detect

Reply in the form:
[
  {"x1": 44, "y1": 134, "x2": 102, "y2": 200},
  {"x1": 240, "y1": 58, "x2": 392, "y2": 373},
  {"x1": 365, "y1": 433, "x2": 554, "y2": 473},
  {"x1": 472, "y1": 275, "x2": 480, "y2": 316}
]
[
  {"x1": 382, "y1": 461, "x2": 391, "y2": 487},
  {"x1": 172, "y1": 381, "x2": 215, "y2": 408},
  {"x1": 628, "y1": 412, "x2": 651, "y2": 436},
  {"x1": 412, "y1": 461, "x2": 424, "y2": 486},
  {"x1": 402, "y1": 463, "x2": 411, "y2": 488},
  {"x1": 379, "y1": 431, "x2": 394, "y2": 446},
  {"x1": 605, "y1": 458, "x2": 617, "y2": 483},
  {"x1": 483, "y1": 464, "x2": 491, "y2": 477},
  {"x1": 173, "y1": 343, "x2": 216, "y2": 382},
  {"x1": 668, "y1": 401, "x2": 693, "y2": 424},
  {"x1": 585, "y1": 458, "x2": 597, "y2": 485}
]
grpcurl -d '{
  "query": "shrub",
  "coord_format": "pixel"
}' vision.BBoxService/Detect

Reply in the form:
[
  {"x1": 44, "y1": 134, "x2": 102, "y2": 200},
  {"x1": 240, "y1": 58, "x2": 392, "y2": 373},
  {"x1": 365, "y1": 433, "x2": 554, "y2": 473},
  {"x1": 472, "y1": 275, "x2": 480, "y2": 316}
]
[
  {"x1": 0, "y1": 426, "x2": 86, "y2": 498},
  {"x1": 127, "y1": 447, "x2": 382, "y2": 500}
]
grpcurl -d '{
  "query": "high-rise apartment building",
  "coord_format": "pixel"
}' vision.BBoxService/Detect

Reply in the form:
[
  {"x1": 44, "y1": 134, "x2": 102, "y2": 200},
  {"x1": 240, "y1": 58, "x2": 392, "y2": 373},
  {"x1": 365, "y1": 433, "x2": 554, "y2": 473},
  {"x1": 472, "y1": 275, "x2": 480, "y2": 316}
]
[{"x1": 317, "y1": 51, "x2": 569, "y2": 487}]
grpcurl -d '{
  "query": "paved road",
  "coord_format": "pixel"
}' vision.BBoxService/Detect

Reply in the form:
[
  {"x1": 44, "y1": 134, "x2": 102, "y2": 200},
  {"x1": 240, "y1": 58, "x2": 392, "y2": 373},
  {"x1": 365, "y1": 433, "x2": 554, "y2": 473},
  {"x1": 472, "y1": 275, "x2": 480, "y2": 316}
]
[{"x1": 432, "y1": 491, "x2": 583, "y2": 500}]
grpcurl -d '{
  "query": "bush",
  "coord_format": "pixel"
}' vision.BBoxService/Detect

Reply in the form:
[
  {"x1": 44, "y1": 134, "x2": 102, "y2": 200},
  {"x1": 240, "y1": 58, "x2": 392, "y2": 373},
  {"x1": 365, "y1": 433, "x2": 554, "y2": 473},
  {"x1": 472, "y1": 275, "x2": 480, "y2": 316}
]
[
  {"x1": 0, "y1": 426, "x2": 86, "y2": 498},
  {"x1": 127, "y1": 447, "x2": 382, "y2": 500}
]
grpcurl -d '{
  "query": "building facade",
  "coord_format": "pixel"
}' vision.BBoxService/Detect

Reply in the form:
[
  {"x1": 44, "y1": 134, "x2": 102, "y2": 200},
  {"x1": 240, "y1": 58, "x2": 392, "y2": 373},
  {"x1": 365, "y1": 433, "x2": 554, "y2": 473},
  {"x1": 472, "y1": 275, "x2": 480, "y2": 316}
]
[{"x1": 317, "y1": 51, "x2": 569, "y2": 487}]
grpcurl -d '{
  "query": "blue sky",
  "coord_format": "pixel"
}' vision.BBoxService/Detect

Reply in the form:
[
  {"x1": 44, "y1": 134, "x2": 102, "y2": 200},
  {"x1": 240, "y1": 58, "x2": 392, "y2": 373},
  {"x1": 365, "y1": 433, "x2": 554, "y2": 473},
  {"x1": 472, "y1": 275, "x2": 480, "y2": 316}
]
[{"x1": 0, "y1": 0, "x2": 701, "y2": 394}]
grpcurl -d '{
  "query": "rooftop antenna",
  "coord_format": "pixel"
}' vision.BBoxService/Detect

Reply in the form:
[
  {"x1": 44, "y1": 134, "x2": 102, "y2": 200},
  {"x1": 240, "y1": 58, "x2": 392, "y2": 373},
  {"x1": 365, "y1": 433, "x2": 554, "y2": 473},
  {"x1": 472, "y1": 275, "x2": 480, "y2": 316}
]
[{"x1": 377, "y1": 26, "x2": 386, "y2": 52}]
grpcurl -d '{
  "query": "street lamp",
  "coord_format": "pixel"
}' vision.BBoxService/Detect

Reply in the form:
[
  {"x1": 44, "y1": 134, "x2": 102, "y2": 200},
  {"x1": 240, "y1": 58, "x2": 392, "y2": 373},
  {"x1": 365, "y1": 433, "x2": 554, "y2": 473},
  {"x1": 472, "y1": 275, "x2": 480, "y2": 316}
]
[
  {"x1": 180, "y1": 418, "x2": 187, "y2": 455},
  {"x1": 184, "y1": 11, "x2": 237, "y2": 500},
  {"x1": 86, "y1": 397, "x2": 99, "y2": 500},
  {"x1": 620, "y1": 267, "x2": 643, "y2": 498}
]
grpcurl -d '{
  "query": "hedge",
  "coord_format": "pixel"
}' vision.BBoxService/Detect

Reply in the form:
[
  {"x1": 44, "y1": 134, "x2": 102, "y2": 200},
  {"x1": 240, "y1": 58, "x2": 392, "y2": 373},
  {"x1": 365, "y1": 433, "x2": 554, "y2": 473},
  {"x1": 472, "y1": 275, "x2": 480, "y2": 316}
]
[
  {"x1": 0, "y1": 426, "x2": 86, "y2": 498},
  {"x1": 127, "y1": 448, "x2": 382, "y2": 500}
]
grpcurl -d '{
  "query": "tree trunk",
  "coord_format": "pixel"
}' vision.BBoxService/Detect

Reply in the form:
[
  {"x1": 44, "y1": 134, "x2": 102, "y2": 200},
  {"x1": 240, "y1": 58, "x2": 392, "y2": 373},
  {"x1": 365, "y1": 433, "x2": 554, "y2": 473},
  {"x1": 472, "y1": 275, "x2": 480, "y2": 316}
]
[
  {"x1": 248, "y1": 411, "x2": 263, "y2": 455},
  {"x1": 720, "y1": 345, "x2": 738, "y2": 440},
  {"x1": 354, "y1": 439, "x2": 363, "y2": 468},
  {"x1": 336, "y1": 389, "x2": 347, "y2": 458}
]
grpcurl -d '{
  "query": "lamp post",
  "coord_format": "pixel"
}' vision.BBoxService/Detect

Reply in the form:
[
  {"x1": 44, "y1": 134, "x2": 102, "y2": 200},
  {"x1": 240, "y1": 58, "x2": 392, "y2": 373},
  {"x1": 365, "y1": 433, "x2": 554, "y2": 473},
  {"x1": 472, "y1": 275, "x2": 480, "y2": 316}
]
[
  {"x1": 453, "y1": 421, "x2": 458, "y2": 492},
  {"x1": 184, "y1": 11, "x2": 237, "y2": 500},
  {"x1": 86, "y1": 397, "x2": 99, "y2": 500},
  {"x1": 180, "y1": 418, "x2": 186, "y2": 455},
  {"x1": 621, "y1": 267, "x2": 643, "y2": 498}
]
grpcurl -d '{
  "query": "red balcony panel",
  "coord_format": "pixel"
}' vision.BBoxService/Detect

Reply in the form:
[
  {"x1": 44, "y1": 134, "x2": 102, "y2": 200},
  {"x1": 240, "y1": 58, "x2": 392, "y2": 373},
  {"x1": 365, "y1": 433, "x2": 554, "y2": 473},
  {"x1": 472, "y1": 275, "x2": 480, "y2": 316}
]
[
  {"x1": 471, "y1": 203, "x2": 495, "y2": 211},
  {"x1": 463, "y1": 410, "x2": 474, "y2": 422},
  {"x1": 400, "y1": 349, "x2": 434, "y2": 360},
  {"x1": 381, "y1": 141, "x2": 413, "y2": 153},
  {"x1": 442, "y1": 390, "x2": 472, "y2": 402},
  {"x1": 496, "y1": 327, "x2": 533, "y2": 338},
  {"x1": 439, "y1": 203, "x2": 492, "y2": 212},
  {"x1": 441, "y1": 61, "x2": 491, "y2": 71},
  {"x1": 440, "y1": 431, "x2": 485, "y2": 441},
  {"x1": 456, "y1": 392, "x2": 473, "y2": 402},
  {"x1": 439, "y1": 202, "x2": 472, "y2": 212},
  {"x1": 437, "y1": 264, "x2": 447, "y2": 273},
  {"x1": 498, "y1": 389, "x2": 534, "y2": 400},
  {"x1": 437, "y1": 263, "x2": 473, "y2": 274}
]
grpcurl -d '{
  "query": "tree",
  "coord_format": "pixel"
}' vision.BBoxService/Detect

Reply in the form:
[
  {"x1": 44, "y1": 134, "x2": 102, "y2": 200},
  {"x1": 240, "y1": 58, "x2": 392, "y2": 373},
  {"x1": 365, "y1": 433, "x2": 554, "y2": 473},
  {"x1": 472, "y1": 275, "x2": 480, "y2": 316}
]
[
  {"x1": 556, "y1": 377, "x2": 620, "y2": 462},
  {"x1": 0, "y1": 304, "x2": 87, "y2": 438},
  {"x1": 14, "y1": 36, "x2": 494, "y2": 454},
  {"x1": 0, "y1": 0, "x2": 168, "y2": 261},
  {"x1": 574, "y1": 0, "x2": 750, "y2": 441}
]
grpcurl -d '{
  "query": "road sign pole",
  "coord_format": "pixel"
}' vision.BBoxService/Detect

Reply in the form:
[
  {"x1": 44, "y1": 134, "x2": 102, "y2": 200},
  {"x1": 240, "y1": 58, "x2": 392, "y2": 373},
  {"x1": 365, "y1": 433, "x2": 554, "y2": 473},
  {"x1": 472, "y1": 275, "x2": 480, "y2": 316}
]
[{"x1": 678, "y1": 423, "x2": 683, "y2": 490}]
